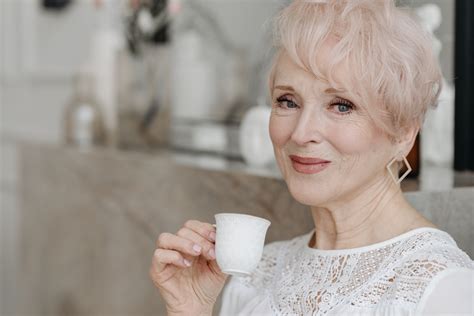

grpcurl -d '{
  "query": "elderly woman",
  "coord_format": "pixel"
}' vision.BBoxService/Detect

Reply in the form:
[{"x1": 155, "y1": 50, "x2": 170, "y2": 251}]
[{"x1": 150, "y1": 0, "x2": 474, "y2": 315}]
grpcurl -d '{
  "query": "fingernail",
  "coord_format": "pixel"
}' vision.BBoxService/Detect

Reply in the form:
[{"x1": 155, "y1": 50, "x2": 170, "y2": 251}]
[
  {"x1": 183, "y1": 259, "x2": 192, "y2": 267},
  {"x1": 192, "y1": 244, "x2": 202, "y2": 253},
  {"x1": 209, "y1": 231, "x2": 216, "y2": 241},
  {"x1": 208, "y1": 248, "x2": 216, "y2": 259}
]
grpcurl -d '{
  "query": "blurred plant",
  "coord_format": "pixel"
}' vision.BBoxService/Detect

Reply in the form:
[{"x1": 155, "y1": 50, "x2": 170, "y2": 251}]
[{"x1": 124, "y1": 0, "x2": 170, "y2": 55}]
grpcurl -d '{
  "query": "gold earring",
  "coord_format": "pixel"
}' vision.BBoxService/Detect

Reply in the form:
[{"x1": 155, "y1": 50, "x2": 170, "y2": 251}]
[{"x1": 386, "y1": 155, "x2": 412, "y2": 184}]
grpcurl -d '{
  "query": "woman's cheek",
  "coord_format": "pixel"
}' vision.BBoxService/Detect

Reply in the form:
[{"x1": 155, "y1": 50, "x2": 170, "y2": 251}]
[
  {"x1": 269, "y1": 114, "x2": 295, "y2": 178},
  {"x1": 328, "y1": 124, "x2": 375, "y2": 156},
  {"x1": 269, "y1": 114, "x2": 294, "y2": 146}
]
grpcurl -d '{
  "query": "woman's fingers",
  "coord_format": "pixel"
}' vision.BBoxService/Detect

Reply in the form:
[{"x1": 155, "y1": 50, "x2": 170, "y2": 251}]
[
  {"x1": 151, "y1": 248, "x2": 190, "y2": 276},
  {"x1": 176, "y1": 226, "x2": 216, "y2": 261},
  {"x1": 183, "y1": 220, "x2": 216, "y2": 243},
  {"x1": 150, "y1": 249, "x2": 191, "y2": 287},
  {"x1": 152, "y1": 220, "x2": 216, "y2": 281},
  {"x1": 157, "y1": 232, "x2": 205, "y2": 258}
]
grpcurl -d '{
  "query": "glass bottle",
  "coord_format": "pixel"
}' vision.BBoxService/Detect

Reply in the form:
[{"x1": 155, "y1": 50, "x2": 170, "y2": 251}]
[{"x1": 63, "y1": 69, "x2": 106, "y2": 149}]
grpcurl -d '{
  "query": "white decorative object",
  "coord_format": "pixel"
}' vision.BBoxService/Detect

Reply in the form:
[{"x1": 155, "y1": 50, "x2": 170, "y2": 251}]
[
  {"x1": 170, "y1": 29, "x2": 218, "y2": 121},
  {"x1": 416, "y1": 4, "x2": 455, "y2": 170},
  {"x1": 191, "y1": 123, "x2": 228, "y2": 152},
  {"x1": 239, "y1": 105, "x2": 275, "y2": 167},
  {"x1": 214, "y1": 213, "x2": 271, "y2": 277},
  {"x1": 89, "y1": 1, "x2": 125, "y2": 146},
  {"x1": 90, "y1": 29, "x2": 124, "y2": 146}
]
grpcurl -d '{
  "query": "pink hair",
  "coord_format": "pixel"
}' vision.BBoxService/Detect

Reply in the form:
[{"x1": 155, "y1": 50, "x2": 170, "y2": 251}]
[{"x1": 269, "y1": 0, "x2": 442, "y2": 139}]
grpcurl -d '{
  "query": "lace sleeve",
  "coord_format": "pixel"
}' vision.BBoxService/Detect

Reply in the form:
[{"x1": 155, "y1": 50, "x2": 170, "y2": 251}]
[
  {"x1": 416, "y1": 267, "x2": 474, "y2": 315},
  {"x1": 218, "y1": 240, "x2": 284, "y2": 315},
  {"x1": 390, "y1": 244, "x2": 474, "y2": 306}
]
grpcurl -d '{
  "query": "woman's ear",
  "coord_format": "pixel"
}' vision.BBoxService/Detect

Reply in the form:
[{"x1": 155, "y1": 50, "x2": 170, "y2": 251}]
[{"x1": 397, "y1": 125, "x2": 420, "y2": 157}]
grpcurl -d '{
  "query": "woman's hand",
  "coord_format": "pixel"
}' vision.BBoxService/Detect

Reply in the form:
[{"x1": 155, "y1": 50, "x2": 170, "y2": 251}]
[{"x1": 149, "y1": 220, "x2": 228, "y2": 315}]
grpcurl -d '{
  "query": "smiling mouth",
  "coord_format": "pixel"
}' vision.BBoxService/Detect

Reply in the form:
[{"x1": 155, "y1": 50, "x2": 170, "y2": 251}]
[{"x1": 289, "y1": 155, "x2": 331, "y2": 174}]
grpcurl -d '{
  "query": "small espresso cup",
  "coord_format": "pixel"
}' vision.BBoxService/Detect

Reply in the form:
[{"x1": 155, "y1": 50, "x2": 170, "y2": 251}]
[{"x1": 214, "y1": 213, "x2": 271, "y2": 277}]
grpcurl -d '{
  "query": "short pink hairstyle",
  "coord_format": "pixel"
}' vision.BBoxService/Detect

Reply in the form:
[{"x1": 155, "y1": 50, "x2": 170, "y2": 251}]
[{"x1": 269, "y1": 0, "x2": 442, "y2": 139}]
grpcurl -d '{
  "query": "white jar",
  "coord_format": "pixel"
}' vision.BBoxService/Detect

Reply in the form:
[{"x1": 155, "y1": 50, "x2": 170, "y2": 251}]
[{"x1": 239, "y1": 105, "x2": 275, "y2": 167}]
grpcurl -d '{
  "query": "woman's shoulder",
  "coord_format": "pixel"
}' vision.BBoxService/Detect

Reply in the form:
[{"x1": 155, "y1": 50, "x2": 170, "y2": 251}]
[
  {"x1": 415, "y1": 266, "x2": 474, "y2": 314},
  {"x1": 342, "y1": 228, "x2": 473, "y2": 312},
  {"x1": 394, "y1": 227, "x2": 473, "y2": 270},
  {"x1": 389, "y1": 229, "x2": 474, "y2": 299},
  {"x1": 401, "y1": 228, "x2": 474, "y2": 314}
]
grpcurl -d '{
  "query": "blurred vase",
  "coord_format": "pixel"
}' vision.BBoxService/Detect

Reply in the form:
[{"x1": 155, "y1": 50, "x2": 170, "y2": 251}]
[
  {"x1": 170, "y1": 28, "x2": 218, "y2": 121},
  {"x1": 90, "y1": 28, "x2": 124, "y2": 147},
  {"x1": 239, "y1": 105, "x2": 275, "y2": 167},
  {"x1": 63, "y1": 67, "x2": 106, "y2": 149}
]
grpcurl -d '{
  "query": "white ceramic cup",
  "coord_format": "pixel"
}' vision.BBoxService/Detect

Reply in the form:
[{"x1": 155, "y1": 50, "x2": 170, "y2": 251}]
[{"x1": 214, "y1": 213, "x2": 271, "y2": 277}]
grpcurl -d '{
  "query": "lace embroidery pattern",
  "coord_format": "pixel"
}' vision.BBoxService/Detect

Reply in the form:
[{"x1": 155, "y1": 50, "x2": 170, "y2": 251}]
[
  {"x1": 236, "y1": 229, "x2": 474, "y2": 315},
  {"x1": 237, "y1": 241, "x2": 283, "y2": 289}
]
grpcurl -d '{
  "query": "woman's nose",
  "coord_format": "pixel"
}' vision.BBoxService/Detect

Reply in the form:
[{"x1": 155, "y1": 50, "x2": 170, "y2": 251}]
[{"x1": 290, "y1": 109, "x2": 324, "y2": 146}]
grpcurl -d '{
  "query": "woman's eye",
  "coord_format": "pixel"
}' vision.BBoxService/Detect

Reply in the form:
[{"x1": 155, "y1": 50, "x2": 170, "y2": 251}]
[
  {"x1": 337, "y1": 104, "x2": 351, "y2": 113},
  {"x1": 276, "y1": 96, "x2": 299, "y2": 109},
  {"x1": 330, "y1": 99, "x2": 354, "y2": 115}
]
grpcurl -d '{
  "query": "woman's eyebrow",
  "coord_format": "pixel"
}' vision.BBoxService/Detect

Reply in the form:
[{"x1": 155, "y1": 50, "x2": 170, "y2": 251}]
[
  {"x1": 324, "y1": 87, "x2": 346, "y2": 94},
  {"x1": 275, "y1": 85, "x2": 345, "y2": 94},
  {"x1": 274, "y1": 85, "x2": 295, "y2": 91}
]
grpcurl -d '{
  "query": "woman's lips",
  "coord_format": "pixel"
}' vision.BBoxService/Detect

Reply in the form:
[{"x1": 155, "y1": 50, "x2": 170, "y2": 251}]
[{"x1": 289, "y1": 155, "x2": 331, "y2": 174}]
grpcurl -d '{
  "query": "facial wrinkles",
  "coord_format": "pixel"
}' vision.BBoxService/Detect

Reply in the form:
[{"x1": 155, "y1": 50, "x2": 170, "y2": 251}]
[
  {"x1": 318, "y1": 154, "x2": 393, "y2": 236},
  {"x1": 271, "y1": 52, "x2": 388, "y2": 182},
  {"x1": 294, "y1": 101, "x2": 325, "y2": 140},
  {"x1": 331, "y1": 152, "x2": 358, "y2": 202},
  {"x1": 283, "y1": 102, "x2": 341, "y2": 177},
  {"x1": 335, "y1": 172, "x2": 397, "y2": 236},
  {"x1": 316, "y1": 113, "x2": 388, "y2": 206},
  {"x1": 276, "y1": 146, "x2": 290, "y2": 179},
  {"x1": 279, "y1": 92, "x2": 360, "y2": 181},
  {"x1": 269, "y1": 53, "x2": 411, "y2": 237}
]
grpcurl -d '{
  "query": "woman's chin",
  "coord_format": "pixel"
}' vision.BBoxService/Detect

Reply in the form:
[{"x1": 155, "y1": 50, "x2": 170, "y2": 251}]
[{"x1": 287, "y1": 185, "x2": 329, "y2": 207}]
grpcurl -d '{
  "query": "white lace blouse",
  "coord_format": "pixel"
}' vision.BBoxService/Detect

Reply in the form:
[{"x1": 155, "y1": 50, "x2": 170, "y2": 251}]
[{"x1": 218, "y1": 227, "x2": 474, "y2": 315}]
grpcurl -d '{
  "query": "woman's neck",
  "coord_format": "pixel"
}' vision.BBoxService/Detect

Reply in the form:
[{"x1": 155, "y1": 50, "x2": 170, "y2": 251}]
[{"x1": 309, "y1": 176, "x2": 436, "y2": 250}]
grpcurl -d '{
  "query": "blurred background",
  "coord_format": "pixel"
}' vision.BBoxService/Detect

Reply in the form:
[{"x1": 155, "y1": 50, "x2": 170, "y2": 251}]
[{"x1": 0, "y1": 0, "x2": 473, "y2": 315}]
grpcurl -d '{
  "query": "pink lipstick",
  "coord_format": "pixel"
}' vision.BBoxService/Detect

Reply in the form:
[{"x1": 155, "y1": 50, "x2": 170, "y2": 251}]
[{"x1": 289, "y1": 155, "x2": 331, "y2": 174}]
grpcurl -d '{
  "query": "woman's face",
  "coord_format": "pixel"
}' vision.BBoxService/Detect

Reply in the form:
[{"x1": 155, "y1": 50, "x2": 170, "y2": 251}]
[{"x1": 269, "y1": 50, "x2": 397, "y2": 207}]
